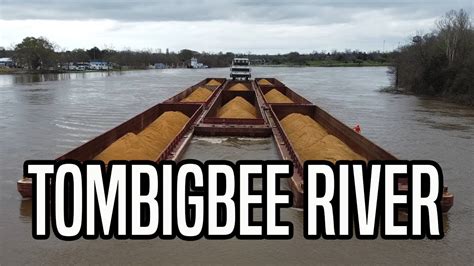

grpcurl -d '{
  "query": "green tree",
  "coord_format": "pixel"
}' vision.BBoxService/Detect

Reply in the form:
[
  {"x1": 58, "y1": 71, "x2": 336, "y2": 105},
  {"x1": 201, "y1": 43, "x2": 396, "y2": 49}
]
[
  {"x1": 178, "y1": 49, "x2": 197, "y2": 64},
  {"x1": 13, "y1": 37, "x2": 56, "y2": 70},
  {"x1": 70, "y1": 49, "x2": 90, "y2": 62},
  {"x1": 287, "y1": 52, "x2": 301, "y2": 64},
  {"x1": 0, "y1": 47, "x2": 7, "y2": 58},
  {"x1": 87, "y1": 47, "x2": 102, "y2": 60}
]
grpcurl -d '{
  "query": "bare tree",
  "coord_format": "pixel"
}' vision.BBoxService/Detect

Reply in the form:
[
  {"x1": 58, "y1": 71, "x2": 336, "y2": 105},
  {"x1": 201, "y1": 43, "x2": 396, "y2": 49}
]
[{"x1": 436, "y1": 9, "x2": 472, "y2": 66}]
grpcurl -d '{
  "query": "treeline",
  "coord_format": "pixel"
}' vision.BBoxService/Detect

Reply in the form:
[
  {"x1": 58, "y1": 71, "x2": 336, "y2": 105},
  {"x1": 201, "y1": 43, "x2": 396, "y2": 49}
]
[
  {"x1": 0, "y1": 38, "x2": 392, "y2": 71},
  {"x1": 153, "y1": 49, "x2": 392, "y2": 67},
  {"x1": 393, "y1": 9, "x2": 474, "y2": 104},
  {"x1": 249, "y1": 51, "x2": 392, "y2": 66}
]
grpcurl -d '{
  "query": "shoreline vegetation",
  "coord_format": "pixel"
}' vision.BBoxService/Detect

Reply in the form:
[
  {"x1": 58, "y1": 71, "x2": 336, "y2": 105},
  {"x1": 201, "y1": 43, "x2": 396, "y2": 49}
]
[
  {"x1": 0, "y1": 36, "x2": 393, "y2": 75},
  {"x1": 0, "y1": 56, "x2": 393, "y2": 75},
  {"x1": 260, "y1": 61, "x2": 390, "y2": 67},
  {"x1": 389, "y1": 9, "x2": 473, "y2": 106}
]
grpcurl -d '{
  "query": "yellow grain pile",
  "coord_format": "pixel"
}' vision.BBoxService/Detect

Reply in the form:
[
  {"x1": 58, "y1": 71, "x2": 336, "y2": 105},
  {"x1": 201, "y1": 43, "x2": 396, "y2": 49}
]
[
  {"x1": 228, "y1": 83, "x2": 249, "y2": 91},
  {"x1": 94, "y1": 133, "x2": 156, "y2": 163},
  {"x1": 217, "y1": 96, "x2": 257, "y2": 119},
  {"x1": 258, "y1": 79, "x2": 273, "y2": 86},
  {"x1": 137, "y1": 111, "x2": 189, "y2": 156},
  {"x1": 206, "y1": 79, "x2": 222, "y2": 86},
  {"x1": 181, "y1": 87, "x2": 213, "y2": 102},
  {"x1": 280, "y1": 113, "x2": 365, "y2": 163},
  {"x1": 94, "y1": 111, "x2": 189, "y2": 163},
  {"x1": 264, "y1": 89, "x2": 294, "y2": 103}
]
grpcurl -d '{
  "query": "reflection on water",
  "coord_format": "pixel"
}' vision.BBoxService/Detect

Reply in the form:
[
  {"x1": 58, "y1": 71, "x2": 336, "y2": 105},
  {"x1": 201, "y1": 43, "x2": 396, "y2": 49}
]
[
  {"x1": 19, "y1": 200, "x2": 32, "y2": 222},
  {"x1": 413, "y1": 100, "x2": 474, "y2": 132},
  {"x1": 443, "y1": 214, "x2": 451, "y2": 234},
  {"x1": 8, "y1": 71, "x2": 122, "y2": 84},
  {"x1": 19, "y1": 86, "x2": 57, "y2": 105},
  {"x1": 420, "y1": 119, "x2": 471, "y2": 131},
  {"x1": 1, "y1": 68, "x2": 473, "y2": 264}
]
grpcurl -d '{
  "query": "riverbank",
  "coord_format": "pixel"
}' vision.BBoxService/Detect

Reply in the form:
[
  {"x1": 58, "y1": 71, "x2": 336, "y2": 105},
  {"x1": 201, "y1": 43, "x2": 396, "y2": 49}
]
[
  {"x1": 380, "y1": 86, "x2": 474, "y2": 106},
  {"x1": 0, "y1": 68, "x2": 25, "y2": 74},
  {"x1": 255, "y1": 61, "x2": 390, "y2": 67},
  {"x1": 0, "y1": 67, "x2": 150, "y2": 75},
  {"x1": 306, "y1": 60, "x2": 389, "y2": 67},
  {"x1": 1, "y1": 63, "x2": 391, "y2": 75}
]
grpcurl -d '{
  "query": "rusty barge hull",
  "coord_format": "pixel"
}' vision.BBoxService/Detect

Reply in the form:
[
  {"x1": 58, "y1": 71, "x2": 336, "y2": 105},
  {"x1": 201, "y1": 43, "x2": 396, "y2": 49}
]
[{"x1": 17, "y1": 77, "x2": 453, "y2": 212}]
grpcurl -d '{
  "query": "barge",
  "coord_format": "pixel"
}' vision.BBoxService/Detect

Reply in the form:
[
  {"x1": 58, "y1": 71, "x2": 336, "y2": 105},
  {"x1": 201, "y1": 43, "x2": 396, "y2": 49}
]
[{"x1": 17, "y1": 77, "x2": 454, "y2": 212}]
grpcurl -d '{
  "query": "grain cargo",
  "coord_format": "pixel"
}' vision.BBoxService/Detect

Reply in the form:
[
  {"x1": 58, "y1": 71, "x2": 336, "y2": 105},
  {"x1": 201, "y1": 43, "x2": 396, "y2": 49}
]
[
  {"x1": 94, "y1": 111, "x2": 189, "y2": 163},
  {"x1": 258, "y1": 79, "x2": 273, "y2": 86},
  {"x1": 217, "y1": 96, "x2": 257, "y2": 119},
  {"x1": 228, "y1": 83, "x2": 249, "y2": 91},
  {"x1": 264, "y1": 89, "x2": 294, "y2": 103},
  {"x1": 206, "y1": 79, "x2": 222, "y2": 86},
  {"x1": 299, "y1": 135, "x2": 365, "y2": 163},
  {"x1": 280, "y1": 113, "x2": 365, "y2": 163},
  {"x1": 93, "y1": 133, "x2": 155, "y2": 163},
  {"x1": 180, "y1": 87, "x2": 213, "y2": 102}
]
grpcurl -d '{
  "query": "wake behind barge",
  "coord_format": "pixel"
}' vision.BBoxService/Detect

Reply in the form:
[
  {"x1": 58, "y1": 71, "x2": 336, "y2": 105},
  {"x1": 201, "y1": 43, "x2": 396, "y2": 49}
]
[{"x1": 17, "y1": 78, "x2": 454, "y2": 212}]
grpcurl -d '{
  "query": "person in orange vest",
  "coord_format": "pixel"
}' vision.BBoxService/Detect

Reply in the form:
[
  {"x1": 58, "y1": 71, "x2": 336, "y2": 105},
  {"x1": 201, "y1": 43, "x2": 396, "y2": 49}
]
[{"x1": 353, "y1": 124, "x2": 361, "y2": 134}]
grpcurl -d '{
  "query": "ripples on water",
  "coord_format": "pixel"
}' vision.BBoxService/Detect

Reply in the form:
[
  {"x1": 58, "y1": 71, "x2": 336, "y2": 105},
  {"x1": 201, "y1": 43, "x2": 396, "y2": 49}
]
[
  {"x1": 0, "y1": 68, "x2": 473, "y2": 264},
  {"x1": 182, "y1": 137, "x2": 280, "y2": 162}
]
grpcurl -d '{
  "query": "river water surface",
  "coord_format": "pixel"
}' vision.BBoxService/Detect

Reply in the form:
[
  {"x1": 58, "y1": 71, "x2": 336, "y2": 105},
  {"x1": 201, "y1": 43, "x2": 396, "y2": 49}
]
[{"x1": 0, "y1": 67, "x2": 473, "y2": 264}]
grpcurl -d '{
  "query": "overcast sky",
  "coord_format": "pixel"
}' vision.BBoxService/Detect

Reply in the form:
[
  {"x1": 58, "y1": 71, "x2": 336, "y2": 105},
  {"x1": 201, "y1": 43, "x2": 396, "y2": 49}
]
[{"x1": 0, "y1": 0, "x2": 472, "y2": 53}]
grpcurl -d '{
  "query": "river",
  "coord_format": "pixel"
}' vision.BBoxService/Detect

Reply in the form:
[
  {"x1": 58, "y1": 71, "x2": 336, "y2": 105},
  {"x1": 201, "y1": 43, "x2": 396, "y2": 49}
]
[{"x1": 0, "y1": 67, "x2": 472, "y2": 264}]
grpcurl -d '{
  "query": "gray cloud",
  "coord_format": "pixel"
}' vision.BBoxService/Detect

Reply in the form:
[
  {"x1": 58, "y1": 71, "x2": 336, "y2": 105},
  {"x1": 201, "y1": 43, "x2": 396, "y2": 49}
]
[
  {"x1": 1, "y1": 0, "x2": 472, "y2": 24},
  {"x1": 0, "y1": 0, "x2": 472, "y2": 53}
]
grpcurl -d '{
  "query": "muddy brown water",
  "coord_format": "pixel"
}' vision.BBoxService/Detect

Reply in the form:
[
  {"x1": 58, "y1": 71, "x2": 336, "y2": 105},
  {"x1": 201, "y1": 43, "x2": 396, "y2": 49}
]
[{"x1": 0, "y1": 67, "x2": 472, "y2": 264}]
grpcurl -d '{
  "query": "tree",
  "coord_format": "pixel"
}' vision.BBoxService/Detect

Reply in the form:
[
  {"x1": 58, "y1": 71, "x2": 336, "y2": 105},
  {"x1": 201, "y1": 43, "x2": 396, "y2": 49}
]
[
  {"x1": 287, "y1": 52, "x2": 301, "y2": 64},
  {"x1": 393, "y1": 9, "x2": 474, "y2": 104},
  {"x1": 87, "y1": 47, "x2": 102, "y2": 60},
  {"x1": 0, "y1": 47, "x2": 7, "y2": 57},
  {"x1": 178, "y1": 49, "x2": 197, "y2": 63},
  {"x1": 13, "y1": 37, "x2": 56, "y2": 70},
  {"x1": 70, "y1": 49, "x2": 90, "y2": 62},
  {"x1": 436, "y1": 9, "x2": 472, "y2": 66}
]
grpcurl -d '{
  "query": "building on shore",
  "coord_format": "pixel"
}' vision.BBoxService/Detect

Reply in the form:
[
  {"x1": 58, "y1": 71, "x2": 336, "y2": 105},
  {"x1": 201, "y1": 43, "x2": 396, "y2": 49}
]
[
  {"x1": 59, "y1": 61, "x2": 111, "y2": 71},
  {"x1": 154, "y1": 63, "x2": 167, "y2": 69},
  {"x1": 0, "y1": 58, "x2": 14, "y2": 67},
  {"x1": 89, "y1": 60, "x2": 110, "y2": 70}
]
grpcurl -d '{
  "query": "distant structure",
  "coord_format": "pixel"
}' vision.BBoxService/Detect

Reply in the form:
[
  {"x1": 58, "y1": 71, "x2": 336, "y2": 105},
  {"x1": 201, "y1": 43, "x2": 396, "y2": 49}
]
[
  {"x1": 0, "y1": 57, "x2": 14, "y2": 67},
  {"x1": 154, "y1": 63, "x2": 167, "y2": 69},
  {"x1": 59, "y1": 61, "x2": 110, "y2": 71},
  {"x1": 188, "y1": 57, "x2": 208, "y2": 69},
  {"x1": 89, "y1": 60, "x2": 110, "y2": 70},
  {"x1": 73, "y1": 62, "x2": 90, "y2": 71}
]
